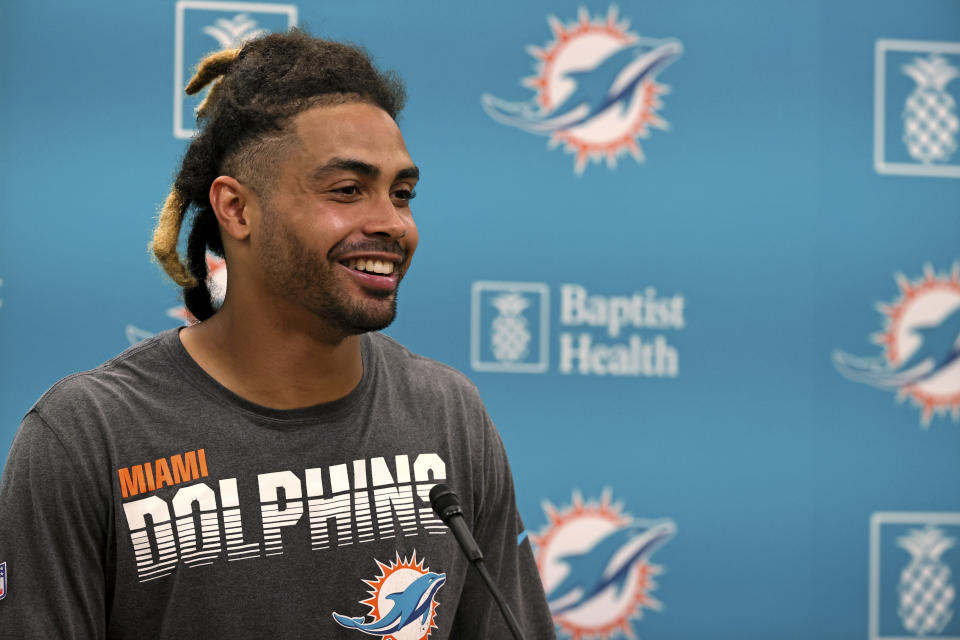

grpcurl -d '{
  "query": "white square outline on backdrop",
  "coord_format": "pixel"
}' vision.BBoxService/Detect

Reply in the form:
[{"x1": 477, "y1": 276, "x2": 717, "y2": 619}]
[
  {"x1": 174, "y1": 1, "x2": 298, "y2": 139},
  {"x1": 874, "y1": 39, "x2": 960, "y2": 178},
  {"x1": 869, "y1": 511, "x2": 960, "y2": 640},
  {"x1": 471, "y1": 281, "x2": 549, "y2": 373}
]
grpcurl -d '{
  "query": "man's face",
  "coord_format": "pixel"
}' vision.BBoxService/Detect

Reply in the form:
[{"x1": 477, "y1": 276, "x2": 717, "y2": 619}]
[{"x1": 252, "y1": 101, "x2": 419, "y2": 335}]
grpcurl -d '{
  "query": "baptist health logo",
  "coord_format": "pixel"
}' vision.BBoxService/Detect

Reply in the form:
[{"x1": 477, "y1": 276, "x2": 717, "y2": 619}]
[
  {"x1": 482, "y1": 7, "x2": 682, "y2": 174},
  {"x1": 833, "y1": 263, "x2": 960, "y2": 426},
  {"x1": 471, "y1": 281, "x2": 684, "y2": 376},
  {"x1": 875, "y1": 40, "x2": 960, "y2": 178},
  {"x1": 174, "y1": 1, "x2": 298, "y2": 139},
  {"x1": 871, "y1": 512, "x2": 960, "y2": 639}
]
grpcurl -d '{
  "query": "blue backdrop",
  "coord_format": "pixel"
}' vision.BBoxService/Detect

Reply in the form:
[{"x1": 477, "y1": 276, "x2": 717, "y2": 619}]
[{"x1": 2, "y1": 1, "x2": 959, "y2": 638}]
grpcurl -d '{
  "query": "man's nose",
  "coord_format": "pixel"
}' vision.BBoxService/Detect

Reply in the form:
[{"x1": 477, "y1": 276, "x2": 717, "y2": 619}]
[{"x1": 362, "y1": 194, "x2": 408, "y2": 239}]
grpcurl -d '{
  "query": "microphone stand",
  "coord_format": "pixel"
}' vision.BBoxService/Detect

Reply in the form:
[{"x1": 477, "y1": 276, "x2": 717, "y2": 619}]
[
  {"x1": 472, "y1": 558, "x2": 528, "y2": 640},
  {"x1": 430, "y1": 484, "x2": 529, "y2": 640}
]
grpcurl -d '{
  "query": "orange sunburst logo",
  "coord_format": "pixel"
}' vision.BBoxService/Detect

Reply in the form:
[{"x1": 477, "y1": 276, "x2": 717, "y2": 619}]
[
  {"x1": 532, "y1": 489, "x2": 676, "y2": 639},
  {"x1": 332, "y1": 551, "x2": 445, "y2": 640},
  {"x1": 481, "y1": 6, "x2": 682, "y2": 174},
  {"x1": 833, "y1": 263, "x2": 960, "y2": 426}
]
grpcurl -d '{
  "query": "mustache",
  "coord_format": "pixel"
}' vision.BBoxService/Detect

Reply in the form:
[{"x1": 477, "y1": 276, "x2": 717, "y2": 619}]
[{"x1": 328, "y1": 239, "x2": 408, "y2": 262}]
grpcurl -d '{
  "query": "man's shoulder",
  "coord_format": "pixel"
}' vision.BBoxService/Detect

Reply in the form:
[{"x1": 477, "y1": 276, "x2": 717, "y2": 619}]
[
  {"x1": 367, "y1": 332, "x2": 481, "y2": 399},
  {"x1": 30, "y1": 330, "x2": 176, "y2": 419}
]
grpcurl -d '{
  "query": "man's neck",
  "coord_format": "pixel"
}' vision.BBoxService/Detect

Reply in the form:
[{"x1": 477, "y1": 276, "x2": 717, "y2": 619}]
[{"x1": 178, "y1": 303, "x2": 364, "y2": 410}]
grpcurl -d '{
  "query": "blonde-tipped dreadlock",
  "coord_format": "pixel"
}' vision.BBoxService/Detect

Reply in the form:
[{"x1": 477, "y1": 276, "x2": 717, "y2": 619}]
[
  {"x1": 150, "y1": 189, "x2": 196, "y2": 288},
  {"x1": 186, "y1": 48, "x2": 240, "y2": 119},
  {"x1": 185, "y1": 48, "x2": 240, "y2": 96},
  {"x1": 149, "y1": 30, "x2": 406, "y2": 322},
  {"x1": 150, "y1": 49, "x2": 241, "y2": 290}
]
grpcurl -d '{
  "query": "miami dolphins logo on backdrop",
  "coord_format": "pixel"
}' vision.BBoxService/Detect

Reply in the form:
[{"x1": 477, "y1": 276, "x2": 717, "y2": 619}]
[
  {"x1": 833, "y1": 263, "x2": 960, "y2": 426},
  {"x1": 332, "y1": 552, "x2": 445, "y2": 639},
  {"x1": 482, "y1": 6, "x2": 682, "y2": 174},
  {"x1": 125, "y1": 254, "x2": 227, "y2": 344},
  {"x1": 533, "y1": 489, "x2": 676, "y2": 639},
  {"x1": 168, "y1": 254, "x2": 228, "y2": 325}
]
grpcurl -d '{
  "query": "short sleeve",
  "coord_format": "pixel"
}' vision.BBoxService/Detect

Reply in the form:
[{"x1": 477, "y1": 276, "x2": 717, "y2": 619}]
[
  {"x1": 449, "y1": 411, "x2": 556, "y2": 639},
  {"x1": 0, "y1": 410, "x2": 108, "y2": 639}
]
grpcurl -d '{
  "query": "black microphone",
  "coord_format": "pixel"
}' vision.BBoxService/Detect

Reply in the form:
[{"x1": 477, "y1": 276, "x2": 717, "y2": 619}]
[{"x1": 430, "y1": 484, "x2": 528, "y2": 640}]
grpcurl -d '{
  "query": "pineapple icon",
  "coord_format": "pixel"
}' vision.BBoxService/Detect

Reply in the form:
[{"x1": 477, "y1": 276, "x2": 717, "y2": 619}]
[
  {"x1": 203, "y1": 14, "x2": 268, "y2": 49},
  {"x1": 902, "y1": 54, "x2": 960, "y2": 164},
  {"x1": 897, "y1": 526, "x2": 956, "y2": 636},
  {"x1": 490, "y1": 293, "x2": 532, "y2": 363}
]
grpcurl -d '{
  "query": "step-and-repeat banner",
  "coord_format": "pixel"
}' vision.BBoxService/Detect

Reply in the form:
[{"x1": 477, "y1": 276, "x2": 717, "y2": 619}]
[{"x1": 2, "y1": 1, "x2": 959, "y2": 638}]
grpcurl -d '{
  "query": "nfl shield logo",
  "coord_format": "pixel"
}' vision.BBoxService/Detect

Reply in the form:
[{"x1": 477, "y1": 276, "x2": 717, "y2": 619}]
[{"x1": 0, "y1": 561, "x2": 7, "y2": 599}]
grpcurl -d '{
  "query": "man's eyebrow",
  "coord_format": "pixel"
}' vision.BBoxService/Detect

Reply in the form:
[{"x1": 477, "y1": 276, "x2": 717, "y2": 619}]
[
  {"x1": 396, "y1": 166, "x2": 420, "y2": 182},
  {"x1": 310, "y1": 159, "x2": 420, "y2": 183},
  {"x1": 311, "y1": 158, "x2": 380, "y2": 181}
]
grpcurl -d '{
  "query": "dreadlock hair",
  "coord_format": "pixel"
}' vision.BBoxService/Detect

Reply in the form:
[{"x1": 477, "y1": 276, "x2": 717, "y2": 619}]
[{"x1": 150, "y1": 30, "x2": 407, "y2": 321}]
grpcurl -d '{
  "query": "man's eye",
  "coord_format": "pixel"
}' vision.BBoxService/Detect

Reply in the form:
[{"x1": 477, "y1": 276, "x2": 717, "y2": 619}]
[
  {"x1": 335, "y1": 186, "x2": 360, "y2": 196},
  {"x1": 393, "y1": 189, "x2": 417, "y2": 201}
]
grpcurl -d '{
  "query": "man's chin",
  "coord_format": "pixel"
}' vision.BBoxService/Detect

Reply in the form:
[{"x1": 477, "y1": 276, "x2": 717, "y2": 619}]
[
  {"x1": 339, "y1": 300, "x2": 398, "y2": 334},
  {"x1": 342, "y1": 317, "x2": 395, "y2": 335}
]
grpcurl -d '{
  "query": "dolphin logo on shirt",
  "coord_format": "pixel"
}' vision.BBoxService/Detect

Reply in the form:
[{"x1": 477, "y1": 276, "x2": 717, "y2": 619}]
[{"x1": 332, "y1": 571, "x2": 446, "y2": 636}]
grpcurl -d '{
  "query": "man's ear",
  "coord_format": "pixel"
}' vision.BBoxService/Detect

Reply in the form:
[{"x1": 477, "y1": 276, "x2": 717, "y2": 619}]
[{"x1": 209, "y1": 176, "x2": 257, "y2": 241}]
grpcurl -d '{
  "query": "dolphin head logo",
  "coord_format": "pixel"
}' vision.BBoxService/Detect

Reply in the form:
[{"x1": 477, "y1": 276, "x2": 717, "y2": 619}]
[
  {"x1": 333, "y1": 571, "x2": 446, "y2": 636},
  {"x1": 482, "y1": 37, "x2": 682, "y2": 135},
  {"x1": 832, "y1": 265, "x2": 960, "y2": 426},
  {"x1": 833, "y1": 297, "x2": 960, "y2": 388},
  {"x1": 546, "y1": 520, "x2": 676, "y2": 615},
  {"x1": 481, "y1": 9, "x2": 683, "y2": 173}
]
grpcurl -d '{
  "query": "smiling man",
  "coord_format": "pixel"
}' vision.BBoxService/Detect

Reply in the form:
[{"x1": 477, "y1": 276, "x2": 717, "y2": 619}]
[{"x1": 0, "y1": 31, "x2": 554, "y2": 639}]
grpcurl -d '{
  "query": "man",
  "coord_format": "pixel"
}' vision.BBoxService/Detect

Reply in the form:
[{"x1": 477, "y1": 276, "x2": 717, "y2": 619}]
[{"x1": 0, "y1": 31, "x2": 555, "y2": 638}]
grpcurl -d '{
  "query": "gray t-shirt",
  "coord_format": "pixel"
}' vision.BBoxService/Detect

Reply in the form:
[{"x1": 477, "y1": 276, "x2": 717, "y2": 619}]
[{"x1": 0, "y1": 329, "x2": 555, "y2": 639}]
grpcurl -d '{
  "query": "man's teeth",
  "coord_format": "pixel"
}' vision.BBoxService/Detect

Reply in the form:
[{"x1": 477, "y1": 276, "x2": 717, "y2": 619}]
[{"x1": 344, "y1": 258, "x2": 396, "y2": 275}]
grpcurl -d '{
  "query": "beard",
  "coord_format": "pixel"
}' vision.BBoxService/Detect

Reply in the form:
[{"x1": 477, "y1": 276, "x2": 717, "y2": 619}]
[{"x1": 257, "y1": 207, "x2": 403, "y2": 335}]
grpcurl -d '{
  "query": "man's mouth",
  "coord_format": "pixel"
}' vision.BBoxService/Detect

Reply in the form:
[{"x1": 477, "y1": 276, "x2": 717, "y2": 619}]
[{"x1": 342, "y1": 257, "x2": 397, "y2": 276}]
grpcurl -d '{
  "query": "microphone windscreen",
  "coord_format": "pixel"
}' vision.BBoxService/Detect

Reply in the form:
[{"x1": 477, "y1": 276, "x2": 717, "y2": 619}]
[{"x1": 429, "y1": 484, "x2": 461, "y2": 521}]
